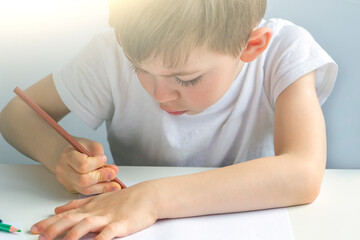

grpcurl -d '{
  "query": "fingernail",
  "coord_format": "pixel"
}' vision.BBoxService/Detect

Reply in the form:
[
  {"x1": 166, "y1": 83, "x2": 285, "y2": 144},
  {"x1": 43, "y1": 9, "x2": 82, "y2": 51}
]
[
  {"x1": 39, "y1": 233, "x2": 46, "y2": 240},
  {"x1": 102, "y1": 155, "x2": 107, "y2": 163},
  {"x1": 108, "y1": 172, "x2": 114, "y2": 180},
  {"x1": 31, "y1": 225, "x2": 39, "y2": 233},
  {"x1": 111, "y1": 187, "x2": 118, "y2": 191}
]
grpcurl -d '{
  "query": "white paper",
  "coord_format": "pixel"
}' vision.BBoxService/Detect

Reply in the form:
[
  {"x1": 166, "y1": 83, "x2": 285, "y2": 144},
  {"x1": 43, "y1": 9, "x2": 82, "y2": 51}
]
[
  {"x1": 0, "y1": 222, "x2": 25, "y2": 240},
  {"x1": 79, "y1": 182, "x2": 294, "y2": 240},
  {"x1": 80, "y1": 208, "x2": 293, "y2": 240}
]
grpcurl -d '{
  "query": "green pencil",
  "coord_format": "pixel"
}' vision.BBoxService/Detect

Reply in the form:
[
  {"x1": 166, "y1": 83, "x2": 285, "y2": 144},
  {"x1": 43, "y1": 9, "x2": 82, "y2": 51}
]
[{"x1": 0, "y1": 223, "x2": 21, "y2": 233}]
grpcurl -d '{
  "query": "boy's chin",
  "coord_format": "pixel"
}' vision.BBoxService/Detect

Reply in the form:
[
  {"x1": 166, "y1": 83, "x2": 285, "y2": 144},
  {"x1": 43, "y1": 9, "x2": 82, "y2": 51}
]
[{"x1": 186, "y1": 110, "x2": 204, "y2": 115}]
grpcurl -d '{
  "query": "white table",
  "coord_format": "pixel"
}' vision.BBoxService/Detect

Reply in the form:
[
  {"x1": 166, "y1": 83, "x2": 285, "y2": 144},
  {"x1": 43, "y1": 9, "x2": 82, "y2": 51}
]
[{"x1": 1, "y1": 164, "x2": 359, "y2": 240}]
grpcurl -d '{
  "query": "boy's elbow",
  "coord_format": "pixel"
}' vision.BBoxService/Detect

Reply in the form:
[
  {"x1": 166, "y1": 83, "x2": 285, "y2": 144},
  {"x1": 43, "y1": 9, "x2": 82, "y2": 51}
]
[
  {"x1": 294, "y1": 157, "x2": 325, "y2": 205},
  {"x1": 302, "y1": 180, "x2": 321, "y2": 204}
]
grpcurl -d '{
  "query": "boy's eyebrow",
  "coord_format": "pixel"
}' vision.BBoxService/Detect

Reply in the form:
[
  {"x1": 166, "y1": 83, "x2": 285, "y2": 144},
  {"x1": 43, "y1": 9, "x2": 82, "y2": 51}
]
[
  {"x1": 133, "y1": 63, "x2": 202, "y2": 77},
  {"x1": 160, "y1": 70, "x2": 202, "y2": 77}
]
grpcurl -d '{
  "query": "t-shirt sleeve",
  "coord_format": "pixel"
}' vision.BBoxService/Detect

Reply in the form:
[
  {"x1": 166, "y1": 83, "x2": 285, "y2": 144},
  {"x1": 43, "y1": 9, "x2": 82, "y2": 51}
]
[
  {"x1": 52, "y1": 33, "x2": 114, "y2": 130},
  {"x1": 263, "y1": 23, "x2": 338, "y2": 109}
]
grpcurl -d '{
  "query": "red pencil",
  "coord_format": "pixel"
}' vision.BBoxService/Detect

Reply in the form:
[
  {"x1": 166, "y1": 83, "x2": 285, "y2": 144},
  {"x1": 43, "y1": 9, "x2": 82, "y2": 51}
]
[{"x1": 13, "y1": 87, "x2": 127, "y2": 189}]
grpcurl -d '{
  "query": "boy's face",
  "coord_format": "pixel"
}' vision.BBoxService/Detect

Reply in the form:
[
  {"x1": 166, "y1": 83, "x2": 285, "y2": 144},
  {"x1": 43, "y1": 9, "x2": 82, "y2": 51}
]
[{"x1": 133, "y1": 48, "x2": 244, "y2": 115}]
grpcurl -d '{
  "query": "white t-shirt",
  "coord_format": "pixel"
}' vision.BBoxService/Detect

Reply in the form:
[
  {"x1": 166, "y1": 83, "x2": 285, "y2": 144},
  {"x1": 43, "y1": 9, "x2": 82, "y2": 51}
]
[{"x1": 53, "y1": 18, "x2": 338, "y2": 167}]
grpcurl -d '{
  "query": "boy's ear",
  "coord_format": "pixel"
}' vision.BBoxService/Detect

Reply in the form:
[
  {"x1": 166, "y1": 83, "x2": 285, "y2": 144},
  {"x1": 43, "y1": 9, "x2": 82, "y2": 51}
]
[{"x1": 240, "y1": 27, "x2": 273, "y2": 62}]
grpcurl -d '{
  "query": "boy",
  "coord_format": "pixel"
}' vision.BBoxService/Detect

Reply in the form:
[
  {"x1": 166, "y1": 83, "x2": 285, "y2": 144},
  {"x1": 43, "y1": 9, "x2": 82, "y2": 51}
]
[{"x1": 0, "y1": 0, "x2": 337, "y2": 239}]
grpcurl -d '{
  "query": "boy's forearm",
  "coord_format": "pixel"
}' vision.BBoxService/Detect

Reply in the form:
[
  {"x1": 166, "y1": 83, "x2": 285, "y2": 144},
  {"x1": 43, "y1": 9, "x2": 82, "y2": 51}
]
[
  {"x1": 152, "y1": 154, "x2": 324, "y2": 219},
  {"x1": 0, "y1": 98, "x2": 68, "y2": 173}
]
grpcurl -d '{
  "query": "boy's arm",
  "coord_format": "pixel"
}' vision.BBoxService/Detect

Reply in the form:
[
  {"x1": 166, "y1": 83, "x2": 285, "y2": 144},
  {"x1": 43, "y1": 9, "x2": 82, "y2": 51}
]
[
  {"x1": 0, "y1": 75, "x2": 70, "y2": 172},
  {"x1": 0, "y1": 75, "x2": 120, "y2": 194},
  {"x1": 153, "y1": 70, "x2": 325, "y2": 218}
]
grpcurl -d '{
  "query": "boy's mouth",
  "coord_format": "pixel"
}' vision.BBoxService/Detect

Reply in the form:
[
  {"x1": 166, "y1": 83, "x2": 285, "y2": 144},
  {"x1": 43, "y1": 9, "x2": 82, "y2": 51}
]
[{"x1": 160, "y1": 106, "x2": 187, "y2": 115}]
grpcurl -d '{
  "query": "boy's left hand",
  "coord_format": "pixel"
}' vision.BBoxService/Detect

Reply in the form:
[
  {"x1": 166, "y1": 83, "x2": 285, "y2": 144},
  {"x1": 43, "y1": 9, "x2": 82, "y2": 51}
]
[{"x1": 31, "y1": 182, "x2": 159, "y2": 240}]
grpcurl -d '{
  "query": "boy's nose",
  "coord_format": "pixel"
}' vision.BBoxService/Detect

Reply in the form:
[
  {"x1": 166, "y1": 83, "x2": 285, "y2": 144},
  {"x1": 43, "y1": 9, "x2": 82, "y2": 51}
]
[{"x1": 153, "y1": 78, "x2": 179, "y2": 103}]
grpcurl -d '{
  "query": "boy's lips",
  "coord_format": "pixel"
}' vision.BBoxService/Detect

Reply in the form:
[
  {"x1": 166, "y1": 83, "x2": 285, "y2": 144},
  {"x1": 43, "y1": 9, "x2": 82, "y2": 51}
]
[{"x1": 160, "y1": 106, "x2": 188, "y2": 115}]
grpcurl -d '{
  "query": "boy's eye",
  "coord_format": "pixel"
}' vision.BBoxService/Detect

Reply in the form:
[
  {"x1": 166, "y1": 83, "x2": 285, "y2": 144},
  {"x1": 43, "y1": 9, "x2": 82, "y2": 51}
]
[
  {"x1": 131, "y1": 63, "x2": 202, "y2": 88},
  {"x1": 175, "y1": 76, "x2": 203, "y2": 88}
]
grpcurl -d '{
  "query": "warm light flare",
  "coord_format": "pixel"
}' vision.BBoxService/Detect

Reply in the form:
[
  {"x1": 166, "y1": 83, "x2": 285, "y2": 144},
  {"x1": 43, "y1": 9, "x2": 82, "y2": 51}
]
[
  {"x1": 0, "y1": 0, "x2": 110, "y2": 88},
  {"x1": 0, "y1": 0, "x2": 109, "y2": 35}
]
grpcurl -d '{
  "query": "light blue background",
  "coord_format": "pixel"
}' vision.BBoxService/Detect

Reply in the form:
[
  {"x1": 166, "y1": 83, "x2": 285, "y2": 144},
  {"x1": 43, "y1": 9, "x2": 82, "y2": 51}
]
[{"x1": 0, "y1": 0, "x2": 359, "y2": 168}]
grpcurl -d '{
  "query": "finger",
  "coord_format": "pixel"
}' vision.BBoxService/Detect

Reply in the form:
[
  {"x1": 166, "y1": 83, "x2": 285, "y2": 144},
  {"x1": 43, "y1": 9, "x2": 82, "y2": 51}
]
[
  {"x1": 38, "y1": 214, "x2": 85, "y2": 240},
  {"x1": 67, "y1": 167, "x2": 117, "y2": 191},
  {"x1": 106, "y1": 165, "x2": 123, "y2": 188},
  {"x1": 89, "y1": 166, "x2": 118, "y2": 183},
  {"x1": 94, "y1": 222, "x2": 125, "y2": 240},
  {"x1": 78, "y1": 181, "x2": 122, "y2": 196},
  {"x1": 68, "y1": 152, "x2": 107, "y2": 174},
  {"x1": 56, "y1": 162, "x2": 85, "y2": 191},
  {"x1": 31, "y1": 214, "x2": 62, "y2": 234},
  {"x1": 105, "y1": 164, "x2": 119, "y2": 175},
  {"x1": 64, "y1": 216, "x2": 107, "y2": 240},
  {"x1": 31, "y1": 211, "x2": 79, "y2": 234},
  {"x1": 55, "y1": 198, "x2": 94, "y2": 215},
  {"x1": 81, "y1": 139, "x2": 105, "y2": 156},
  {"x1": 106, "y1": 165, "x2": 127, "y2": 189}
]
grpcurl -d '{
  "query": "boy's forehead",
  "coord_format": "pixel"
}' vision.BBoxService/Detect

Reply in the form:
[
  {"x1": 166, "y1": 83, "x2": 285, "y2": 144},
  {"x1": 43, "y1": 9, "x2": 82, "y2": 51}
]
[{"x1": 139, "y1": 48, "x2": 223, "y2": 74}]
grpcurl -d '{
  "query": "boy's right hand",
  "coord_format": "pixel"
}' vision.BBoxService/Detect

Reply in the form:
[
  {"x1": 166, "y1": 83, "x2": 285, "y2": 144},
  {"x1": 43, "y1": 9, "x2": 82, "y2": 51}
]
[{"x1": 55, "y1": 138, "x2": 121, "y2": 195}]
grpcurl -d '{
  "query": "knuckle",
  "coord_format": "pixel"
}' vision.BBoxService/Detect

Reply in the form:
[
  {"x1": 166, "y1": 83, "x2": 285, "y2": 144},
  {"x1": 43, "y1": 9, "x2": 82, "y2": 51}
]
[
  {"x1": 107, "y1": 223, "x2": 120, "y2": 233},
  {"x1": 65, "y1": 230, "x2": 80, "y2": 240},
  {"x1": 55, "y1": 212, "x2": 67, "y2": 220},
  {"x1": 94, "y1": 235, "x2": 106, "y2": 240},
  {"x1": 92, "y1": 170, "x2": 104, "y2": 184},
  {"x1": 98, "y1": 156, "x2": 106, "y2": 167},
  {"x1": 90, "y1": 141, "x2": 104, "y2": 153},
  {"x1": 46, "y1": 225, "x2": 58, "y2": 236},
  {"x1": 103, "y1": 184, "x2": 112, "y2": 193},
  {"x1": 122, "y1": 223, "x2": 132, "y2": 236},
  {"x1": 56, "y1": 175, "x2": 65, "y2": 185},
  {"x1": 63, "y1": 214, "x2": 75, "y2": 222},
  {"x1": 55, "y1": 167, "x2": 65, "y2": 180},
  {"x1": 80, "y1": 187, "x2": 92, "y2": 196},
  {"x1": 55, "y1": 163, "x2": 62, "y2": 174},
  {"x1": 110, "y1": 220, "x2": 131, "y2": 237},
  {"x1": 56, "y1": 211, "x2": 67, "y2": 218},
  {"x1": 98, "y1": 144, "x2": 104, "y2": 153},
  {"x1": 100, "y1": 171, "x2": 109, "y2": 182},
  {"x1": 107, "y1": 183, "x2": 120, "y2": 192},
  {"x1": 83, "y1": 216, "x2": 95, "y2": 225},
  {"x1": 78, "y1": 160, "x2": 89, "y2": 174},
  {"x1": 68, "y1": 199, "x2": 78, "y2": 207},
  {"x1": 79, "y1": 175, "x2": 90, "y2": 187}
]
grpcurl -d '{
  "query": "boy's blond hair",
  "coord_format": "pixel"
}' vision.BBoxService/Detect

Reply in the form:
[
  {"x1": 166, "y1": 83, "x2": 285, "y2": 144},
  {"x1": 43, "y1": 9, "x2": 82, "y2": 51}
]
[{"x1": 109, "y1": 0, "x2": 266, "y2": 68}]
